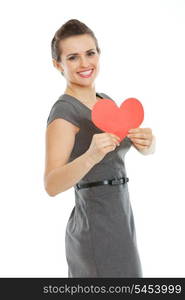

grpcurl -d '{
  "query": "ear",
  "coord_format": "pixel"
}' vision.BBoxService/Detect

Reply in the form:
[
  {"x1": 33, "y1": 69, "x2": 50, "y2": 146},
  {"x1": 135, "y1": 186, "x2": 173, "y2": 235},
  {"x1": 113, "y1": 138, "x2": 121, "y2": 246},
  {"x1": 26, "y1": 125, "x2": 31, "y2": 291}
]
[{"x1": 52, "y1": 59, "x2": 63, "y2": 72}]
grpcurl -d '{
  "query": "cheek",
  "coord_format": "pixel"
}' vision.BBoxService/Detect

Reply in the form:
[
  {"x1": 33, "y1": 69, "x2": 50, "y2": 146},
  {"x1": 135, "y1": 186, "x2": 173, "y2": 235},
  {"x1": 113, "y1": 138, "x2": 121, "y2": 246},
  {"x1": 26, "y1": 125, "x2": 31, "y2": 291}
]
[
  {"x1": 94, "y1": 57, "x2": 100, "y2": 65},
  {"x1": 94, "y1": 58, "x2": 100, "y2": 71},
  {"x1": 65, "y1": 63, "x2": 78, "y2": 75}
]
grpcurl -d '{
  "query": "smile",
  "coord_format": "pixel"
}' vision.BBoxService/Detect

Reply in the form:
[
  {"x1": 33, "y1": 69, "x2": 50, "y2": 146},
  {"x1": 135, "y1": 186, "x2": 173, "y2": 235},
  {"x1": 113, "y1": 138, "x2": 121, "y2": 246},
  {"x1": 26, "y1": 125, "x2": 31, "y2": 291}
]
[{"x1": 77, "y1": 69, "x2": 94, "y2": 78}]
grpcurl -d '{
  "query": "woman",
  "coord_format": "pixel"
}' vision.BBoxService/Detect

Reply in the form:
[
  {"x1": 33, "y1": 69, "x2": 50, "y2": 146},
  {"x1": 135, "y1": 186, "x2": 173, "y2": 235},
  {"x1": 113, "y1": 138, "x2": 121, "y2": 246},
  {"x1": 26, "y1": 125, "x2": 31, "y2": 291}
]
[{"x1": 44, "y1": 19, "x2": 155, "y2": 277}]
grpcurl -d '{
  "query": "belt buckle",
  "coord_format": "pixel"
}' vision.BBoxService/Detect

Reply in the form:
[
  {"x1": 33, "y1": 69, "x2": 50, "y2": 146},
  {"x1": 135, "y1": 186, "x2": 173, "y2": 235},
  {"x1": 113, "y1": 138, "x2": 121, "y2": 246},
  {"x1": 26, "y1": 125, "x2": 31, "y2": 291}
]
[{"x1": 111, "y1": 178, "x2": 121, "y2": 185}]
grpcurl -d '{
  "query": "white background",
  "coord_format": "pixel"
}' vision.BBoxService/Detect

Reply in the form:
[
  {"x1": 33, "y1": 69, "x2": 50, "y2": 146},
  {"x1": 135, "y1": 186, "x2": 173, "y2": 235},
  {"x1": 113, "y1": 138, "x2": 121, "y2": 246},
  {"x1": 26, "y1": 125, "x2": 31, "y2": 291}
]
[{"x1": 0, "y1": 0, "x2": 184, "y2": 277}]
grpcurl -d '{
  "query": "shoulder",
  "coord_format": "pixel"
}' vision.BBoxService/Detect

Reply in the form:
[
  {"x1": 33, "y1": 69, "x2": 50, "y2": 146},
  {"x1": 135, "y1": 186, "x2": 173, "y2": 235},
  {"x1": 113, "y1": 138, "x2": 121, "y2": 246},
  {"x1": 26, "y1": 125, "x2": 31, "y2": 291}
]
[
  {"x1": 50, "y1": 95, "x2": 77, "y2": 112},
  {"x1": 47, "y1": 97, "x2": 81, "y2": 128}
]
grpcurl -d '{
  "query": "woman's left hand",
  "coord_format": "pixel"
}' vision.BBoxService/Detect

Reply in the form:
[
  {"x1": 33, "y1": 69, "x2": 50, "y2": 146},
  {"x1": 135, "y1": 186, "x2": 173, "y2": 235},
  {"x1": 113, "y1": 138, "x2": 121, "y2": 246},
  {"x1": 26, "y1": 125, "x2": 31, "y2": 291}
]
[{"x1": 127, "y1": 127, "x2": 153, "y2": 151}]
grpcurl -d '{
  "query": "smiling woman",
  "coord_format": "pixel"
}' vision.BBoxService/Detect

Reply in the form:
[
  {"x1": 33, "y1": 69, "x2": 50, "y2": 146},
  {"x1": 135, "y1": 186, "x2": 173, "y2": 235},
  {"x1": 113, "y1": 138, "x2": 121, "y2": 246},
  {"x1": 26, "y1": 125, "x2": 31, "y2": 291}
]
[
  {"x1": 44, "y1": 18, "x2": 154, "y2": 278},
  {"x1": 52, "y1": 36, "x2": 100, "y2": 96},
  {"x1": 51, "y1": 19, "x2": 101, "y2": 82}
]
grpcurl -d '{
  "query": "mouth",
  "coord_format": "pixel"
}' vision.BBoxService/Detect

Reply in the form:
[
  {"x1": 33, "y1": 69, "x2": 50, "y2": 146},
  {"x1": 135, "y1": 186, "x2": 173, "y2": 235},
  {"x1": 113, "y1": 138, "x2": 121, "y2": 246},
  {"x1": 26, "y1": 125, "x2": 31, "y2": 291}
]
[{"x1": 77, "y1": 68, "x2": 94, "y2": 78}]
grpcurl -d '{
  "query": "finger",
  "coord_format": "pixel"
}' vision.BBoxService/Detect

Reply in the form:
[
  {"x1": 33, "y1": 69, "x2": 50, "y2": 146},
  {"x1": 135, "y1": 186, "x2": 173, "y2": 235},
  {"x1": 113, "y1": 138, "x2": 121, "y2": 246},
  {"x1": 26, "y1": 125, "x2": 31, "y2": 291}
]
[
  {"x1": 127, "y1": 133, "x2": 149, "y2": 139},
  {"x1": 111, "y1": 137, "x2": 120, "y2": 145},
  {"x1": 128, "y1": 127, "x2": 141, "y2": 133},
  {"x1": 101, "y1": 135, "x2": 120, "y2": 145},
  {"x1": 131, "y1": 138, "x2": 150, "y2": 146},
  {"x1": 103, "y1": 134, "x2": 120, "y2": 144},
  {"x1": 128, "y1": 127, "x2": 152, "y2": 134},
  {"x1": 100, "y1": 139, "x2": 119, "y2": 148},
  {"x1": 145, "y1": 128, "x2": 152, "y2": 134},
  {"x1": 133, "y1": 143, "x2": 149, "y2": 149},
  {"x1": 109, "y1": 133, "x2": 121, "y2": 141}
]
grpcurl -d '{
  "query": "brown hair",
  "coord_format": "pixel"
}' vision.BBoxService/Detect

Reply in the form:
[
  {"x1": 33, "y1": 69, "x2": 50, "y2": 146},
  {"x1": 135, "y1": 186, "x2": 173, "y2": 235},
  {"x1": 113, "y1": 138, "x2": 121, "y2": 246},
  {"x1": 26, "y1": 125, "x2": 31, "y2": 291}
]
[{"x1": 51, "y1": 19, "x2": 101, "y2": 63}]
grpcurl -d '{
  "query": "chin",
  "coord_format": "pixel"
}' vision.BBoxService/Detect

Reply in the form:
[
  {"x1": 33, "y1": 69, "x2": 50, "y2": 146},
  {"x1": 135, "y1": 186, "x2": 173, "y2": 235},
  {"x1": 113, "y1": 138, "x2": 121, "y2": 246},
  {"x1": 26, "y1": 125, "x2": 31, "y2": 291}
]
[
  {"x1": 76, "y1": 82, "x2": 95, "y2": 88},
  {"x1": 75, "y1": 78, "x2": 97, "y2": 86}
]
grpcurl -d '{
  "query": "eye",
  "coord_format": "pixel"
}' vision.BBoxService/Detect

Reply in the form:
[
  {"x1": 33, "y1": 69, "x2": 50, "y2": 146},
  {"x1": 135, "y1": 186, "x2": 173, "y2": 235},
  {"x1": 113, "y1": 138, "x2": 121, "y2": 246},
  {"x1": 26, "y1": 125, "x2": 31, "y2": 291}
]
[
  {"x1": 87, "y1": 51, "x2": 96, "y2": 56},
  {"x1": 68, "y1": 56, "x2": 77, "y2": 61}
]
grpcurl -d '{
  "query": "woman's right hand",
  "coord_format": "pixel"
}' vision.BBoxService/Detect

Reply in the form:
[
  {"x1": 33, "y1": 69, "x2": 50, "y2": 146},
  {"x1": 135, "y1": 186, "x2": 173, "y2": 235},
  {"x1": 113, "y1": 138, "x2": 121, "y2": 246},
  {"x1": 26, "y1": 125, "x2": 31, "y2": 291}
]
[{"x1": 86, "y1": 132, "x2": 121, "y2": 165}]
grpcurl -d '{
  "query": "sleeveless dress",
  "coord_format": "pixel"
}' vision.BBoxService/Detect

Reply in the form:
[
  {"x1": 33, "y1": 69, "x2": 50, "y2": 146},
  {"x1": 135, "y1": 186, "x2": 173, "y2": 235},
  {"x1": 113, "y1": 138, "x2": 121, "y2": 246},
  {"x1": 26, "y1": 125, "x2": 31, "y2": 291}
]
[{"x1": 47, "y1": 92, "x2": 143, "y2": 277}]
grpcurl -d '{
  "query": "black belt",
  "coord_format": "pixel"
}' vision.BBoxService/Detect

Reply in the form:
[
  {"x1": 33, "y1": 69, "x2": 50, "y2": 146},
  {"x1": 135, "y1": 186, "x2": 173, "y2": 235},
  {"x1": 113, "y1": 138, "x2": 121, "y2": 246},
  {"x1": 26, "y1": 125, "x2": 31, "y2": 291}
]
[{"x1": 75, "y1": 177, "x2": 129, "y2": 191}]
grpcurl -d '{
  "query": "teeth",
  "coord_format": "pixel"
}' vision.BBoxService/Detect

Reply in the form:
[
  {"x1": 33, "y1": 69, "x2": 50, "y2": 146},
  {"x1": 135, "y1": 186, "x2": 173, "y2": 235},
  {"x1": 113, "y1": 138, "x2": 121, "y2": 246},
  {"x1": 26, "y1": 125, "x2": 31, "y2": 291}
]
[{"x1": 79, "y1": 69, "x2": 93, "y2": 75}]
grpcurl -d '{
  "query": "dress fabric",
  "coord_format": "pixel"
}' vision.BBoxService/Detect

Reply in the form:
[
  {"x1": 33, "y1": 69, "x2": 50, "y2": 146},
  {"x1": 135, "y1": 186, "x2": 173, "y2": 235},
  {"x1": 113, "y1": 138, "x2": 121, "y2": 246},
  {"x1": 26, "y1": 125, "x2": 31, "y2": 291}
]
[{"x1": 47, "y1": 92, "x2": 143, "y2": 277}]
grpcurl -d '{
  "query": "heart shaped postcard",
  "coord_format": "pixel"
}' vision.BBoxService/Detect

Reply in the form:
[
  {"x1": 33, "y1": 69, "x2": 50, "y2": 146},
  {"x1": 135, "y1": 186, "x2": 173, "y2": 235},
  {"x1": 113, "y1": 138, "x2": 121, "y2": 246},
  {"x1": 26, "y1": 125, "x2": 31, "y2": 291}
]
[{"x1": 91, "y1": 98, "x2": 144, "y2": 141}]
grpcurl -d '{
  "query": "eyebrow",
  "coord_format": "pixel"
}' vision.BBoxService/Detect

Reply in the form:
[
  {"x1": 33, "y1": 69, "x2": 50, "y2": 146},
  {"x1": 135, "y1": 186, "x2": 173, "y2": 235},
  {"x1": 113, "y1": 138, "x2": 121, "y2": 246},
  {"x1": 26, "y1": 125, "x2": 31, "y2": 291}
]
[{"x1": 66, "y1": 48, "x2": 96, "y2": 58}]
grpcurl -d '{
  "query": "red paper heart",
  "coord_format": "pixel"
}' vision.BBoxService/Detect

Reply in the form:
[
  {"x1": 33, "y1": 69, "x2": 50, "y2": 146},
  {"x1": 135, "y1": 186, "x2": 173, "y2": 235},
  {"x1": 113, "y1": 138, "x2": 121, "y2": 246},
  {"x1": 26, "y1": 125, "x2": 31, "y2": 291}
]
[{"x1": 91, "y1": 98, "x2": 144, "y2": 141}]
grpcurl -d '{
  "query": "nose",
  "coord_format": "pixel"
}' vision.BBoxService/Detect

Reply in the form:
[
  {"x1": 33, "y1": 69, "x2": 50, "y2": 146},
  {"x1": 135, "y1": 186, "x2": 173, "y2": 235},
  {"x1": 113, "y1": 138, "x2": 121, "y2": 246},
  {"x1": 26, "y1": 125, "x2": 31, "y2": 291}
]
[{"x1": 79, "y1": 55, "x2": 90, "y2": 68}]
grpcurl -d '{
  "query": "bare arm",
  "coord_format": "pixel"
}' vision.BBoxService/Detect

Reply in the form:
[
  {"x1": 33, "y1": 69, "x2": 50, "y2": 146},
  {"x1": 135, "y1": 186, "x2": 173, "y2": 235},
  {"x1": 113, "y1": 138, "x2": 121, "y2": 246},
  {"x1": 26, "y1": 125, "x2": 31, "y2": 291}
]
[
  {"x1": 45, "y1": 152, "x2": 96, "y2": 196},
  {"x1": 44, "y1": 118, "x2": 96, "y2": 196}
]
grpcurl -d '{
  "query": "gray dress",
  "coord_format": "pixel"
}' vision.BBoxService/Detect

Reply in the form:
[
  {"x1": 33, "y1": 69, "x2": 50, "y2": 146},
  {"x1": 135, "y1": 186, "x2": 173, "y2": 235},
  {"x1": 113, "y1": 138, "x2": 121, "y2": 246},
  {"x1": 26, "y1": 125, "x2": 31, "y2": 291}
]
[{"x1": 47, "y1": 92, "x2": 143, "y2": 278}]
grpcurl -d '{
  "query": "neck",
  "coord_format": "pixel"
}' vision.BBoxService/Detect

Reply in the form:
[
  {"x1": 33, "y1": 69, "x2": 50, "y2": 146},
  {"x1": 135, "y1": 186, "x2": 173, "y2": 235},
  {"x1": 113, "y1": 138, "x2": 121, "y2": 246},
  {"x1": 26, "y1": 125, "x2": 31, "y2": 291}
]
[{"x1": 64, "y1": 84, "x2": 97, "y2": 103}]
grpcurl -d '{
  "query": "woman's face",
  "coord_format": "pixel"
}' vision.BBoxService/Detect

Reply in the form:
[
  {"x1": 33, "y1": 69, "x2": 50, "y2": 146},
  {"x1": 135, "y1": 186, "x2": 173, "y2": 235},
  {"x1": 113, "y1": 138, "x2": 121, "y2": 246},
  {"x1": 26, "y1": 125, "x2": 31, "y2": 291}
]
[{"x1": 56, "y1": 34, "x2": 100, "y2": 87}]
